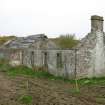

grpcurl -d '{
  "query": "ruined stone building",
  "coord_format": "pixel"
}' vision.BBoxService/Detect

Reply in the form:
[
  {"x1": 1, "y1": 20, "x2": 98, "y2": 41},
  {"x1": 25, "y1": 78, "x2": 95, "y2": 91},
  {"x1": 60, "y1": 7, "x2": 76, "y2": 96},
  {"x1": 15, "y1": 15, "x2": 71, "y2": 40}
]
[{"x1": 1, "y1": 15, "x2": 105, "y2": 79}]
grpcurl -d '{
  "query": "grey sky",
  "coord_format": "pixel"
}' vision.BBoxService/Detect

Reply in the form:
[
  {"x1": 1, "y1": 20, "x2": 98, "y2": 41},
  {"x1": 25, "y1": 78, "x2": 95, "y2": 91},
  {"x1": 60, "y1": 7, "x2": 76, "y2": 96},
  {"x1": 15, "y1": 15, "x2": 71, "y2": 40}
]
[{"x1": 0, "y1": 0, "x2": 105, "y2": 38}]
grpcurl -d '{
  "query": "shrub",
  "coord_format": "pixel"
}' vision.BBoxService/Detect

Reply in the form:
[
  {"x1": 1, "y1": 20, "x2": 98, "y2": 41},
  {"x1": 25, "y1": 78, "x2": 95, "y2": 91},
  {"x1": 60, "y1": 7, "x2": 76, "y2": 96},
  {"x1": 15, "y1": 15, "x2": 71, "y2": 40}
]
[{"x1": 54, "y1": 34, "x2": 79, "y2": 48}]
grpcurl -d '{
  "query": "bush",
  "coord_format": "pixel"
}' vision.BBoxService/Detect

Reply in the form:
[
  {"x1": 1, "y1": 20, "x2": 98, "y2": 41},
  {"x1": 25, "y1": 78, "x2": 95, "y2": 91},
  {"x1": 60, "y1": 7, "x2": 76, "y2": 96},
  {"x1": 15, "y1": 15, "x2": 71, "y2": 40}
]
[{"x1": 54, "y1": 34, "x2": 79, "y2": 48}]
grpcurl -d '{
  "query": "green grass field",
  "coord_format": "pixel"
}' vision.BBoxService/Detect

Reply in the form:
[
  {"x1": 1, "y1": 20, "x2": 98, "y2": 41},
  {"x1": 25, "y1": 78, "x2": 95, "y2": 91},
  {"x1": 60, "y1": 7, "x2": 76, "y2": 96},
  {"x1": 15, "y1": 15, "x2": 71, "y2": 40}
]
[{"x1": 0, "y1": 63, "x2": 105, "y2": 86}]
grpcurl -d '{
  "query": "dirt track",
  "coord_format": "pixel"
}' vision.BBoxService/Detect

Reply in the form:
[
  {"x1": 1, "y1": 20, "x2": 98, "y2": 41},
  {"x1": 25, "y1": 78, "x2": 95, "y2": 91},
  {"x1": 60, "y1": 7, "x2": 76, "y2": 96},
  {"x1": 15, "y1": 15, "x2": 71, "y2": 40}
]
[{"x1": 0, "y1": 73, "x2": 105, "y2": 105}]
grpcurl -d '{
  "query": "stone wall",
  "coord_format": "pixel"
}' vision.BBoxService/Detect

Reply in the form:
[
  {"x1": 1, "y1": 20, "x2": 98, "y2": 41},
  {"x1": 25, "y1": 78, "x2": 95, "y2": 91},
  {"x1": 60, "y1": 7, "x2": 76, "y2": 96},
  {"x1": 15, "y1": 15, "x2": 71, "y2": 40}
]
[
  {"x1": 46, "y1": 50, "x2": 76, "y2": 79},
  {"x1": 1, "y1": 15, "x2": 105, "y2": 79},
  {"x1": 76, "y1": 15, "x2": 105, "y2": 78},
  {"x1": 22, "y1": 49, "x2": 76, "y2": 79}
]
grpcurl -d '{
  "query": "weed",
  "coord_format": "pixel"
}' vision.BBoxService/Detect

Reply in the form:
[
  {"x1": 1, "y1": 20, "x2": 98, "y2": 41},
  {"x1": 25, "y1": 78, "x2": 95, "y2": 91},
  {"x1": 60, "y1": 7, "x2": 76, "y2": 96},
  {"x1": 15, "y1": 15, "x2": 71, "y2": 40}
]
[
  {"x1": 95, "y1": 97, "x2": 105, "y2": 104},
  {"x1": 0, "y1": 63, "x2": 11, "y2": 72},
  {"x1": 67, "y1": 88, "x2": 80, "y2": 95},
  {"x1": 19, "y1": 95, "x2": 32, "y2": 104},
  {"x1": 78, "y1": 77, "x2": 105, "y2": 86}
]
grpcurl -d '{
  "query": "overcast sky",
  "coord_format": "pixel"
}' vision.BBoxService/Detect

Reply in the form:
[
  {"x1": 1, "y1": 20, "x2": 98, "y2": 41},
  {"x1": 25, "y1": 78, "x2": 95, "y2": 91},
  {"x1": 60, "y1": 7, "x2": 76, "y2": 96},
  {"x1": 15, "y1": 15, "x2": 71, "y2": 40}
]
[{"x1": 0, "y1": 0, "x2": 105, "y2": 38}]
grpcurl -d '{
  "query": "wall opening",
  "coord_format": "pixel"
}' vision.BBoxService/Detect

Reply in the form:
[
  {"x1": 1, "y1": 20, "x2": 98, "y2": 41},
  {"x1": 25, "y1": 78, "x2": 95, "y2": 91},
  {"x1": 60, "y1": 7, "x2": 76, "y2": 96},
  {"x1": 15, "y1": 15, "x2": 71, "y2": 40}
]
[
  {"x1": 21, "y1": 51, "x2": 24, "y2": 64},
  {"x1": 44, "y1": 52, "x2": 48, "y2": 68},
  {"x1": 30, "y1": 51, "x2": 34, "y2": 66},
  {"x1": 56, "y1": 53, "x2": 63, "y2": 68}
]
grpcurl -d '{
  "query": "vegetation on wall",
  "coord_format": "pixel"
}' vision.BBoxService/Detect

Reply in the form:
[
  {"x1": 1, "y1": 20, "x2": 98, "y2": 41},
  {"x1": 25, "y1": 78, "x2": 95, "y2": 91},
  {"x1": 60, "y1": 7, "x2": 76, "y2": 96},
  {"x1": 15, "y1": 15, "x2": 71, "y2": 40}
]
[
  {"x1": 0, "y1": 35, "x2": 16, "y2": 45},
  {"x1": 0, "y1": 34, "x2": 79, "y2": 48},
  {"x1": 53, "y1": 34, "x2": 79, "y2": 48}
]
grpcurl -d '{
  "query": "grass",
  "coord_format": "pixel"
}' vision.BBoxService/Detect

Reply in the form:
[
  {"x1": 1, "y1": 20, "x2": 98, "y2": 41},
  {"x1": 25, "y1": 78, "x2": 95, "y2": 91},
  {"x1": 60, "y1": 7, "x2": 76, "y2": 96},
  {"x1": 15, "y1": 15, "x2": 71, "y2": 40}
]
[
  {"x1": 95, "y1": 97, "x2": 105, "y2": 104},
  {"x1": 77, "y1": 77, "x2": 105, "y2": 86},
  {"x1": 4, "y1": 65, "x2": 72, "y2": 82},
  {"x1": 19, "y1": 95, "x2": 33, "y2": 104},
  {"x1": 0, "y1": 63, "x2": 105, "y2": 86},
  {"x1": 0, "y1": 63, "x2": 11, "y2": 72}
]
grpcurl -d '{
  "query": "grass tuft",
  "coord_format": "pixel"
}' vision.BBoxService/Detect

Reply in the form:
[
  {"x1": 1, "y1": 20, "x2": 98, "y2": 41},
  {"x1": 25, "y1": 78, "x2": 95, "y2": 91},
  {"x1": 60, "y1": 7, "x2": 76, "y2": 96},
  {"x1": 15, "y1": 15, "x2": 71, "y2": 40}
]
[{"x1": 19, "y1": 95, "x2": 32, "y2": 104}]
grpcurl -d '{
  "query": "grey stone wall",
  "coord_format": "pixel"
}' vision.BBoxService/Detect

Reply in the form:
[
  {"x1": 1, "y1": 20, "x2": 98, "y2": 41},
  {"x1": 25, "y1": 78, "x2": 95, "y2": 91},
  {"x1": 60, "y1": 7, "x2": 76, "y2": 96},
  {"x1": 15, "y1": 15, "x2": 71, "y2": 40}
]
[
  {"x1": 22, "y1": 49, "x2": 76, "y2": 79},
  {"x1": 1, "y1": 15, "x2": 105, "y2": 79},
  {"x1": 46, "y1": 50, "x2": 76, "y2": 79},
  {"x1": 76, "y1": 15, "x2": 105, "y2": 78}
]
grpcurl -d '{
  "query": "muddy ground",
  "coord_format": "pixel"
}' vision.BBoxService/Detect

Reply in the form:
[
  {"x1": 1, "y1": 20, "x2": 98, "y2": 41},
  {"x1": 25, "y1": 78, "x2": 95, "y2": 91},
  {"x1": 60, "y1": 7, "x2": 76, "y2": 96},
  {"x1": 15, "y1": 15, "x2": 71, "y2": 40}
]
[{"x1": 0, "y1": 72, "x2": 105, "y2": 105}]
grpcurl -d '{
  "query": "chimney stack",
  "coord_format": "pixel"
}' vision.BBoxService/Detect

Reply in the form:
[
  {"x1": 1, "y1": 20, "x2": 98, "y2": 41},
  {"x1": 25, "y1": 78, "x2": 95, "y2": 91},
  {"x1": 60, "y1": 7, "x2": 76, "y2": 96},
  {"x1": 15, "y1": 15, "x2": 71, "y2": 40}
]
[{"x1": 91, "y1": 15, "x2": 104, "y2": 32}]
